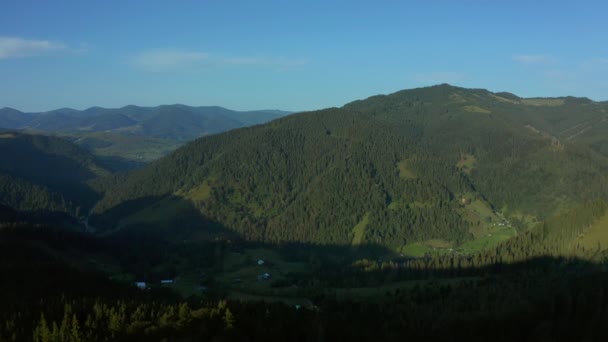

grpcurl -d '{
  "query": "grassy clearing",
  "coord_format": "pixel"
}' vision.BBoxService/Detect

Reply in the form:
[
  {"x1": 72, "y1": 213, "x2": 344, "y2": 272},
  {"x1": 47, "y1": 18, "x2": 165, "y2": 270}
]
[
  {"x1": 399, "y1": 240, "x2": 453, "y2": 257},
  {"x1": 449, "y1": 93, "x2": 467, "y2": 103},
  {"x1": 455, "y1": 197, "x2": 518, "y2": 253},
  {"x1": 387, "y1": 201, "x2": 400, "y2": 210},
  {"x1": 521, "y1": 98, "x2": 565, "y2": 106},
  {"x1": 215, "y1": 248, "x2": 310, "y2": 295},
  {"x1": 462, "y1": 105, "x2": 491, "y2": 114},
  {"x1": 61, "y1": 131, "x2": 181, "y2": 162},
  {"x1": 488, "y1": 94, "x2": 519, "y2": 104},
  {"x1": 506, "y1": 211, "x2": 538, "y2": 229},
  {"x1": 165, "y1": 275, "x2": 203, "y2": 297},
  {"x1": 397, "y1": 160, "x2": 417, "y2": 179},
  {"x1": 351, "y1": 213, "x2": 369, "y2": 246},
  {"x1": 575, "y1": 213, "x2": 608, "y2": 250},
  {"x1": 465, "y1": 199, "x2": 500, "y2": 233},
  {"x1": 456, "y1": 153, "x2": 476, "y2": 174},
  {"x1": 458, "y1": 225, "x2": 517, "y2": 253},
  {"x1": 399, "y1": 243, "x2": 433, "y2": 257},
  {"x1": 183, "y1": 179, "x2": 214, "y2": 201},
  {"x1": 0, "y1": 133, "x2": 16, "y2": 139}
]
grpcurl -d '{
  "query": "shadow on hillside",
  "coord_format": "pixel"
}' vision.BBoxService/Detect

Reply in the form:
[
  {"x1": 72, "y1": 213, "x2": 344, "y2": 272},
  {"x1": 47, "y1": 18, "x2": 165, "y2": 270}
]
[
  {"x1": 90, "y1": 195, "x2": 396, "y2": 261},
  {"x1": 95, "y1": 155, "x2": 148, "y2": 172},
  {"x1": 89, "y1": 195, "x2": 608, "y2": 285}
]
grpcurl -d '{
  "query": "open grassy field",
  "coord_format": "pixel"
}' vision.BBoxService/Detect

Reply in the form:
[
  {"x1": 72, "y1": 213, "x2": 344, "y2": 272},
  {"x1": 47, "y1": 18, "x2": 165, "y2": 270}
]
[
  {"x1": 351, "y1": 213, "x2": 369, "y2": 246},
  {"x1": 462, "y1": 105, "x2": 491, "y2": 114},
  {"x1": 456, "y1": 154, "x2": 476, "y2": 174},
  {"x1": 397, "y1": 160, "x2": 417, "y2": 179},
  {"x1": 183, "y1": 179, "x2": 215, "y2": 201},
  {"x1": 521, "y1": 98, "x2": 565, "y2": 106},
  {"x1": 488, "y1": 93, "x2": 519, "y2": 104},
  {"x1": 396, "y1": 195, "x2": 518, "y2": 257},
  {"x1": 463, "y1": 199, "x2": 501, "y2": 235},
  {"x1": 574, "y1": 213, "x2": 608, "y2": 250},
  {"x1": 58, "y1": 131, "x2": 182, "y2": 167},
  {"x1": 458, "y1": 225, "x2": 517, "y2": 253},
  {"x1": 399, "y1": 239, "x2": 453, "y2": 257},
  {"x1": 214, "y1": 248, "x2": 311, "y2": 293}
]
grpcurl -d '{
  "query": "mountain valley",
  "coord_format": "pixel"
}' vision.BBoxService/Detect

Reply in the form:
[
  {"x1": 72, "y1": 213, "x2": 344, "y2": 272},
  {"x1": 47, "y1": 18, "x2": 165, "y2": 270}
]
[{"x1": 3, "y1": 85, "x2": 608, "y2": 341}]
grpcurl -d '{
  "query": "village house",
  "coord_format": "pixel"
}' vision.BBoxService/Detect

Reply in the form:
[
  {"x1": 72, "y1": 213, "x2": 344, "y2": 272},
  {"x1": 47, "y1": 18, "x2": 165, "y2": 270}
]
[{"x1": 257, "y1": 272, "x2": 271, "y2": 281}]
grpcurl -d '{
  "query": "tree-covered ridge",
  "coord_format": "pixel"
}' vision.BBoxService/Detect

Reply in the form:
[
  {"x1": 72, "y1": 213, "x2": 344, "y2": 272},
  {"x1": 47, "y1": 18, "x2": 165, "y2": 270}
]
[
  {"x1": 92, "y1": 84, "x2": 608, "y2": 249},
  {"x1": 0, "y1": 132, "x2": 109, "y2": 216}
]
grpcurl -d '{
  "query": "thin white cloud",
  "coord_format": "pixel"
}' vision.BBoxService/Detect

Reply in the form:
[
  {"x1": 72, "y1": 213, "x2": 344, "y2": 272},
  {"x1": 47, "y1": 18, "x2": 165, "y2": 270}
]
[
  {"x1": 414, "y1": 71, "x2": 465, "y2": 85},
  {"x1": 0, "y1": 37, "x2": 69, "y2": 59},
  {"x1": 132, "y1": 49, "x2": 307, "y2": 72},
  {"x1": 512, "y1": 54, "x2": 553, "y2": 65}
]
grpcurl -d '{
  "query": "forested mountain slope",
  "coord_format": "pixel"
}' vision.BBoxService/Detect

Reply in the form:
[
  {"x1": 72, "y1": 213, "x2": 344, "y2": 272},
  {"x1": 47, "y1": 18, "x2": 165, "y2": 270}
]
[
  {"x1": 92, "y1": 85, "x2": 608, "y2": 250},
  {"x1": 0, "y1": 132, "x2": 109, "y2": 216}
]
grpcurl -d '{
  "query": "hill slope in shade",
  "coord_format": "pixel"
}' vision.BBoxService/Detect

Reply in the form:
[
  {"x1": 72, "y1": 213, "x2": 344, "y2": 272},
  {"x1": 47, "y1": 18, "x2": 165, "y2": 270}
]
[
  {"x1": 0, "y1": 132, "x2": 110, "y2": 216},
  {"x1": 92, "y1": 84, "x2": 608, "y2": 250}
]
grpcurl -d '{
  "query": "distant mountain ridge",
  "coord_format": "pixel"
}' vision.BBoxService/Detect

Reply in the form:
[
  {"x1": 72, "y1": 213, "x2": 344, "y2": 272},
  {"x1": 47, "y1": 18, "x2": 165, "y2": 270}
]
[
  {"x1": 0, "y1": 105, "x2": 292, "y2": 170},
  {"x1": 0, "y1": 104, "x2": 292, "y2": 141}
]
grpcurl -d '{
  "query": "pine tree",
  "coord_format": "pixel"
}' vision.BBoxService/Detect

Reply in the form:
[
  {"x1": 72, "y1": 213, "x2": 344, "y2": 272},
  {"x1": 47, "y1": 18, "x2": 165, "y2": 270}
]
[
  {"x1": 33, "y1": 313, "x2": 51, "y2": 342},
  {"x1": 70, "y1": 314, "x2": 82, "y2": 342},
  {"x1": 223, "y1": 308, "x2": 235, "y2": 330}
]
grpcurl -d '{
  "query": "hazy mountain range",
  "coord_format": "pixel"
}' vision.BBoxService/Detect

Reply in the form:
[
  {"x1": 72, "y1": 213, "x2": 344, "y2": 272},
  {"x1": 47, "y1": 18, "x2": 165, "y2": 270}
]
[
  {"x1": 0, "y1": 105, "x2": 291, "y2": 170},
  {"x1": 0, "y1": 105, "x2": 290, "y2": 141}
]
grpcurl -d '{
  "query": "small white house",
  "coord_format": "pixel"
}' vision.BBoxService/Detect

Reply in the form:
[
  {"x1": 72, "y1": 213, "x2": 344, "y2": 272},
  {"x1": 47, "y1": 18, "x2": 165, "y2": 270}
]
[
  {"x1": 257, "y1": 272, "x2": 271, "y2": 281},
  {"x1": 257, "y1": 259, "x2": 265, "y2": 266},
  {"x1": 135, "y1": 282, "x2": 146, "y2": 289}
]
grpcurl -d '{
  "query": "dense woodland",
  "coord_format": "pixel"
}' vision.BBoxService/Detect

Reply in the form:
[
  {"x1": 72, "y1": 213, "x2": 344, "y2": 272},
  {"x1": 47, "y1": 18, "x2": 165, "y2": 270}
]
[
  {"x1": 93, "y1": 85, "x2": 608, "y2": 248},
  {"x1": 3, "y1": 200, "x2": 608, "y2": 340}
]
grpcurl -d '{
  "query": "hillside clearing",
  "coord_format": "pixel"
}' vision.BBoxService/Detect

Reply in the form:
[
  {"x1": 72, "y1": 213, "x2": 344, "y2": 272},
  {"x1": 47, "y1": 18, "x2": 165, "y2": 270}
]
[{"x1": 351, "y1": 213, "x2": 370, "y2": 246}]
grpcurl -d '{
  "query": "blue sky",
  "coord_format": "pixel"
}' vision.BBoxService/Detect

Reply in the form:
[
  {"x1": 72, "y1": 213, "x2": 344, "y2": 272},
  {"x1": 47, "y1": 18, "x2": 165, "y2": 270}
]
[{"x1": 1, "y1": 0, "x2": 607, "y2": 112}]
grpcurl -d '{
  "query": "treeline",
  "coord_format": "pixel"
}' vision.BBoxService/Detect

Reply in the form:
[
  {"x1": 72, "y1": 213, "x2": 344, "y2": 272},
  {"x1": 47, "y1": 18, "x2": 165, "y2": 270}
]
[
  {"x1": 5, "y1": 202, "x2": 608, "y2": 340},
  {"x1": 5, "y1": 258, "x2": 608, "y2": 341}
]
